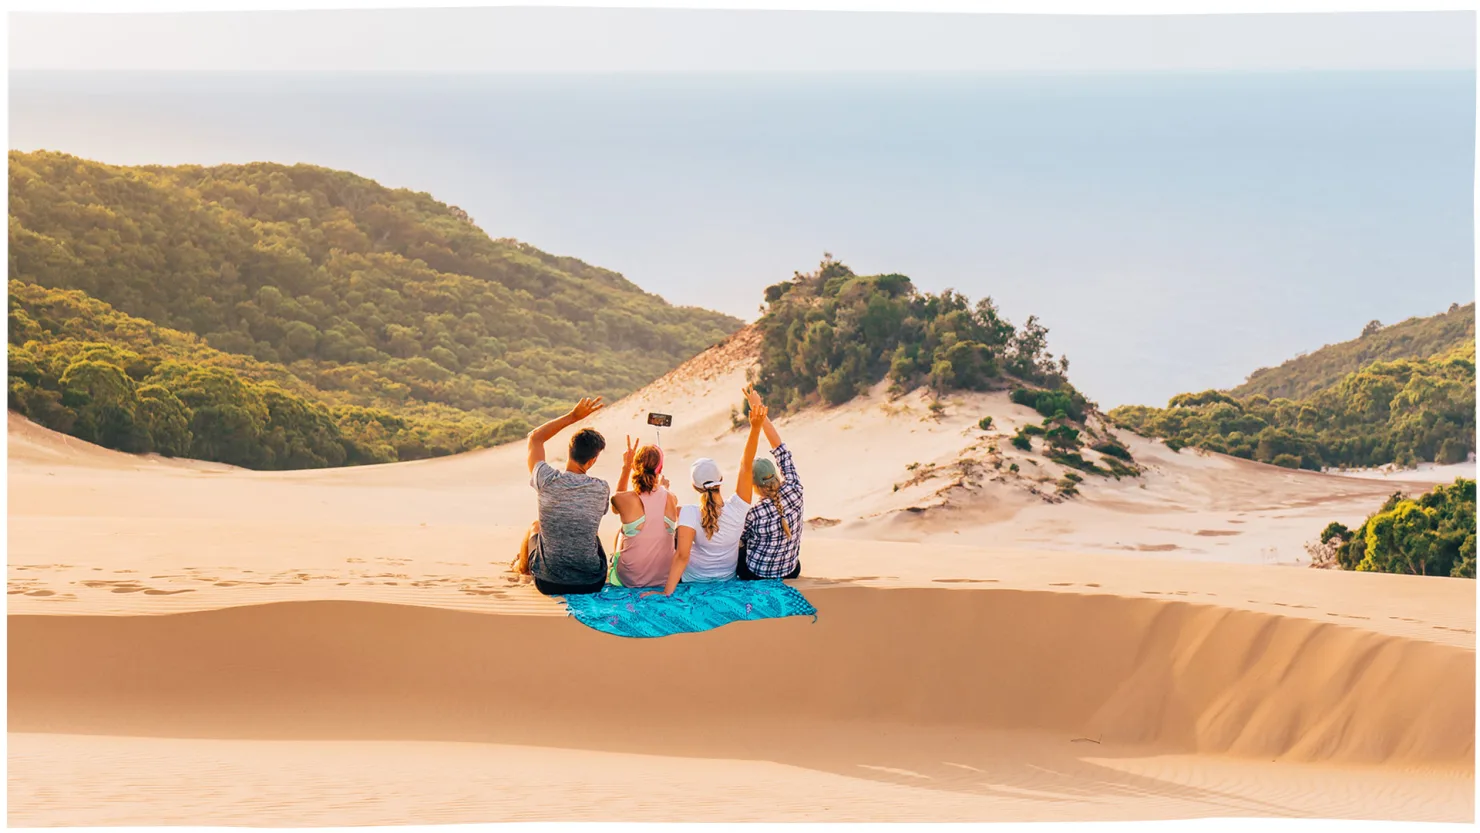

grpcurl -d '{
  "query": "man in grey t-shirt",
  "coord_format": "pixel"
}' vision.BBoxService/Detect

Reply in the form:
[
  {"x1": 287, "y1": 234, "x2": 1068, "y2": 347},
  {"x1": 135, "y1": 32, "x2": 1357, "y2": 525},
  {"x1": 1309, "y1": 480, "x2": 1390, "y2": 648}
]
[{"x1": 512, "y1": 396, "x2": 611, "y2": 596}]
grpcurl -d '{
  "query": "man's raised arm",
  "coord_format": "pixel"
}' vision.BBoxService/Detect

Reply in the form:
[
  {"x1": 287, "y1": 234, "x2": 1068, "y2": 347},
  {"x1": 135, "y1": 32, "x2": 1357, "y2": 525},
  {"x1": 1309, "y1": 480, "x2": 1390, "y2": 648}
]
[{"x1": 527, "y1": 396, "x2": 604, "y2": 474}]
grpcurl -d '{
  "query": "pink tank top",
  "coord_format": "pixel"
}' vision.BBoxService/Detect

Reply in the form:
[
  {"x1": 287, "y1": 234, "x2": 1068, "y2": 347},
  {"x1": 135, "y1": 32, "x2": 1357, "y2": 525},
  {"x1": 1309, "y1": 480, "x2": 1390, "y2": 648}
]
[{"x1": 617, "y1": 488, "x2": 676, "y2": 589}]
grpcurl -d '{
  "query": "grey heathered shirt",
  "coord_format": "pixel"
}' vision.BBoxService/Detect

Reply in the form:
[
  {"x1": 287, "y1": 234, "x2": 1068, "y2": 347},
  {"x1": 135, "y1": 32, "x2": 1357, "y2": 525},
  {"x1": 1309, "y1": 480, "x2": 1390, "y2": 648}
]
[{"x1": 529, "y1": 460, "x2": 610, "y2": 585}]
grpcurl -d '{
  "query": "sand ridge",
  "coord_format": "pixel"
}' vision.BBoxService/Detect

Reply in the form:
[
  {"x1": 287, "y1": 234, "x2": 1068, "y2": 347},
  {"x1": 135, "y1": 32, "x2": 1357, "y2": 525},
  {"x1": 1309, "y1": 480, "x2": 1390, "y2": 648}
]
[
  {"x1": 9, "y1": 590, "x2": 1474, "y2": 824},
  {"x1": 11, "y1": 591, "x2": 1473, "y2": 767}
]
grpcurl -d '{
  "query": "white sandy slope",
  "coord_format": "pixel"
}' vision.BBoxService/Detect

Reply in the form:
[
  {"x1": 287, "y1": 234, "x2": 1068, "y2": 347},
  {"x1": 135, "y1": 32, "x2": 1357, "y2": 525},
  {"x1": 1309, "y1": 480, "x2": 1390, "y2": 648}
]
[{"x1": 7, "y1": 327, "x2": 1475, "y2": 825}]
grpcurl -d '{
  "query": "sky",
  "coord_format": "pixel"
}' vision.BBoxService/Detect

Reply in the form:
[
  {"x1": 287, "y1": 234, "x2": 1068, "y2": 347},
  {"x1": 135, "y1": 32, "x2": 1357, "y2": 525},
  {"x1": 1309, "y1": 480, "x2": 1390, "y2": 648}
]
[{"x1": 9, "y1": 8, "x2": 1476, "y2": 73}]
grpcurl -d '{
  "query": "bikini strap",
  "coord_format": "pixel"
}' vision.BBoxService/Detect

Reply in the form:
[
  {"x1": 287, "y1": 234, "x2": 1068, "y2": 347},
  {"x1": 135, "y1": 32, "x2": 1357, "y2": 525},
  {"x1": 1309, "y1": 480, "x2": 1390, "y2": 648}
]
[{"x1": 621, "y1": 515, "x2": 646, "y2": 538}]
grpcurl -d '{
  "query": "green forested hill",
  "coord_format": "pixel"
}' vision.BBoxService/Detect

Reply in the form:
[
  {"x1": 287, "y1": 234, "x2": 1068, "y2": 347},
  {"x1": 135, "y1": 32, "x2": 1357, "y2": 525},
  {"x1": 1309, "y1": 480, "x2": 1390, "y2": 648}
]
[
  {"x1": 10, "y1": 280, "x2": 511, "y2": 466},
  {"x1": 8, "y1": 150, "x2": 741, "y2": 467},
  {"x1": 1110, "y1": 339, "x2": 1476, "y2": 470},
  {"x1": 750, "y1": 256, "x2": 1142, "y2": 484},
  {"x1": 1233, "y1": 303, "x2": 1475, "y2": 401},
  {"x1": 753, "y1": 255, "x2": 1077, "y2": 412}
]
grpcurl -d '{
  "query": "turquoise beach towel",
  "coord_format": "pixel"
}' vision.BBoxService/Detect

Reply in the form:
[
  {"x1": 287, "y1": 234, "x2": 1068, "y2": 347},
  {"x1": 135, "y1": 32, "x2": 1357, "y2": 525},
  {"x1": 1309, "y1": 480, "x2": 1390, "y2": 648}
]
[{"x1": 558, "y1": 580, "x2": 817, "y2": 638}]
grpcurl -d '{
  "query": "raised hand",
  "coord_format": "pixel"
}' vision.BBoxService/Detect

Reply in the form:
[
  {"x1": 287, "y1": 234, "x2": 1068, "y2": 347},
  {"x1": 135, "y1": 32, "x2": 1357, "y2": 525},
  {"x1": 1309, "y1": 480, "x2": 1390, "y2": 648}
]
[
  {"x1": 749, "y1": 401, "x2": 768, "y2": 428},
  {"x1": 569, "y1": 396, "x2": 605, "y2": 421},
  {"x1": 743, "y1": 385, "x2": 766, "y2": 416},
  {"x1": 622, "y1": 435, "x2": 637, "y2": 469}
]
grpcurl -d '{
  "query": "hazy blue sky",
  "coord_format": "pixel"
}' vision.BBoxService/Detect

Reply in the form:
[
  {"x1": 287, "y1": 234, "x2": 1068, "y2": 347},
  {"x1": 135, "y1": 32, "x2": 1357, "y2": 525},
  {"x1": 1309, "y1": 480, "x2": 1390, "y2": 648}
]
[{"x1": 10, "y1": 9, "x2": 1475, "y2": 73}]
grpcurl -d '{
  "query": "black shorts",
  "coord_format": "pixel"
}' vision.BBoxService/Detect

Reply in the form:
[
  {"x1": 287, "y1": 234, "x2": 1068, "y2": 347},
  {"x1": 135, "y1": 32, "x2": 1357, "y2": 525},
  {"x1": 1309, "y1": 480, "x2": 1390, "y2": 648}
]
[
  {"x1": 736, "y1": 543, "x2": 801, "y2": 581},
  {"x1": 534, "y1": 576, "x2": 606, "y2": 596},
  {"x1": 529, "y1": 533, "x2": 607, "y2": 596}
]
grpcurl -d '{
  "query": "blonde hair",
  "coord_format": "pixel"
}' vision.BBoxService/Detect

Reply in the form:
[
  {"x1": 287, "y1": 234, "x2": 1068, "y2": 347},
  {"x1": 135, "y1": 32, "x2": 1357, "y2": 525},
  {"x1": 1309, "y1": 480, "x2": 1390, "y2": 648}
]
[
  {"x1": 632, "y1": 445, "x2": 662, "y2": 493},
  {"x1": 697, "y1": 485, "x2": 723, "y2": 538},
  {"x1": 756, "y1": 479, "x2": 792, "y2": 539}
]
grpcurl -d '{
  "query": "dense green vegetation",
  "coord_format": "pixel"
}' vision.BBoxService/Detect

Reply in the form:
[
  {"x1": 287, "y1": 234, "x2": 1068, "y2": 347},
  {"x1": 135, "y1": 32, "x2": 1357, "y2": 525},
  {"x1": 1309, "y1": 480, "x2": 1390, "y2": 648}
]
[
  {"x1": 751, "y1": 255, "x2": 1075, "y2": 411},
  {"x1": 1314, "y1": 479, "x2": 1475, "y2": 579},
  {"x1": 1110, "y1": 340, "x2": 1476, "y2": 471},
  {"x1": 10, "y1": 281, "x2": 524, "y2": 466},
  {"x1": 1233, "y1": 302, "x2": 1474, "y2": 400},
  {"x1": 745, "y1": 255, "x2": 1140, "y2": 487},
  {"x1": 8, "y1": 151, "x2": 740, "y2": 468}
]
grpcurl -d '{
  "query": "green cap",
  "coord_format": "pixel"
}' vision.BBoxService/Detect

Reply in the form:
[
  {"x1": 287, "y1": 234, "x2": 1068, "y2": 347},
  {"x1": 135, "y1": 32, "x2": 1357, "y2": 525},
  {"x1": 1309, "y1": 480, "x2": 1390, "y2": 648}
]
[{"x1": 752, "y1": 457, "x2": 781, "y2": 487}]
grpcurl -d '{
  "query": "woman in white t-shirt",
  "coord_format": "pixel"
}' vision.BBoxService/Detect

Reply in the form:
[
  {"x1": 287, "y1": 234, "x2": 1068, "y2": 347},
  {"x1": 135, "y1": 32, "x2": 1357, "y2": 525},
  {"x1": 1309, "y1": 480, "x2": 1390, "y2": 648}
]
[{"x1": 647, "y1": 388, "x2": 768, "y2": 596}]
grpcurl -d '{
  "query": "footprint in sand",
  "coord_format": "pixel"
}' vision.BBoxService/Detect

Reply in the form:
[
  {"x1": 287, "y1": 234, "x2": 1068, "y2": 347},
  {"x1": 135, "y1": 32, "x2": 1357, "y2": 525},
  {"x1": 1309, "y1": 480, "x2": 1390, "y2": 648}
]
[
  {"x1": 25, "y1": 590, "x2": 56, "y2": 597},
  {"x1": 1084, "y1": 583, "x2": 1101, "y2": 588},
  {"x1": 931, "y1": 578, "x2": 998, "y2": 584},
  {"x1": 142, "y1": 588, "x2": 195, "y2": 596},
  {"x1": 82, "y1": 580, "x2": 145, "y2": 593},
  {"x1": 1049, "y1": 582, "x2": 1072, "y2": 586}
]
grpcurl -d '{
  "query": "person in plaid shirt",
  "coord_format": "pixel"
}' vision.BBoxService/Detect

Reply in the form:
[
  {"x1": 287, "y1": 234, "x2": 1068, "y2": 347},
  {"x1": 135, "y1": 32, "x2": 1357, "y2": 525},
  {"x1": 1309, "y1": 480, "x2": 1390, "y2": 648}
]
[{"x1": 738, "y1": 388, "x2": 804, "y2": 580}]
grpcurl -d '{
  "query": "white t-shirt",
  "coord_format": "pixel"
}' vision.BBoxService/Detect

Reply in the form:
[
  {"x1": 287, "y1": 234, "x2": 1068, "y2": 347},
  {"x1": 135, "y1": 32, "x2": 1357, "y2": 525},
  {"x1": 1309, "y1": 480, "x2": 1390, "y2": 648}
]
[{"x1": 677, "y1": 493, "x2": 751, "y2": 582}]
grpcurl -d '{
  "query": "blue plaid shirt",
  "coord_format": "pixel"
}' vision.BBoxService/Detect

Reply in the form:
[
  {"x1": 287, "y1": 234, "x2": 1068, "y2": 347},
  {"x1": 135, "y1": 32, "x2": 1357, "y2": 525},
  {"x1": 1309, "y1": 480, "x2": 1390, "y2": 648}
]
[{"x1": 741, "y1": 443, "x2": 804, "y2": 578}]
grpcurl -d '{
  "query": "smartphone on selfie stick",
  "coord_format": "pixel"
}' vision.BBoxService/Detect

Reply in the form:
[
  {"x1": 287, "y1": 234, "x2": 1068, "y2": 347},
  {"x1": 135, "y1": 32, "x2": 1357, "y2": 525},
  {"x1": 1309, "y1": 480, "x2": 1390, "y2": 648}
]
[{"x1": 647, "y1": 412, "x2": 672, "y2": 446}]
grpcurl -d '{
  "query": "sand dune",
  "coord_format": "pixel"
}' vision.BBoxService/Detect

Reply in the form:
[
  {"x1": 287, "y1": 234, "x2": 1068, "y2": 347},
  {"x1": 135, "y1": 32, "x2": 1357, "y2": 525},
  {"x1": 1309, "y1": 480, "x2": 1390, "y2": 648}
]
[
  {"x1": 11, "y1": 592, "x2": 1473, "y2": 766},
  {"x1": 6, "y1": 327, "x2": 1475, "y2": 825},
  {"x1": 9, "y1": 591, "x2": 1474, "y2": 824}
]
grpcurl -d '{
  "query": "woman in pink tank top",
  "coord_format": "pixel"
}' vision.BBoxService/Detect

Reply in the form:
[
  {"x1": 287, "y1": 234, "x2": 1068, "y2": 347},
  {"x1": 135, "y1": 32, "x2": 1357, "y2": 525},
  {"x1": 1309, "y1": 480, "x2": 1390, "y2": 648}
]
[{"x1": 610, "y1": 441, "x2": 678, "y2": 588}]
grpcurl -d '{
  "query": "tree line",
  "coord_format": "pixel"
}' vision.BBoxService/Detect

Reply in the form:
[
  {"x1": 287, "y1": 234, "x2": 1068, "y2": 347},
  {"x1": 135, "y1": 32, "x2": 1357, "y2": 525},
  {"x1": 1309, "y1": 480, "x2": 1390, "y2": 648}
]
[
  {"x1": 1110, "y1": 342, "x2": 1475, "y2": 471},
  {"x1": 10, "y1": 281, "x2": 522, "y2": 468}
]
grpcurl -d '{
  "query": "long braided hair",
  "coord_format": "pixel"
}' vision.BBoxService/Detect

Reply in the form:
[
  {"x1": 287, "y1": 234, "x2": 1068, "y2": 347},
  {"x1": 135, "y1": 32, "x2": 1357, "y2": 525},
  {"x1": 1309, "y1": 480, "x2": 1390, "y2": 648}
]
[
  {"x1": 755, "y1": 475, "x2": 792, "y2": 539},
  {"x1": 697, "y1": 485, "x2": 723, "y2": 538}
]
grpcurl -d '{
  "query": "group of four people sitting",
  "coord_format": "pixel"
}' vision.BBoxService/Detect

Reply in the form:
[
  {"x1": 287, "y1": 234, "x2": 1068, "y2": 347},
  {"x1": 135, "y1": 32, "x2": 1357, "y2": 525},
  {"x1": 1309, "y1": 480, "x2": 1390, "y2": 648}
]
[{"x1": 512, "y1": 386, "x2": 804, "y2": 596}]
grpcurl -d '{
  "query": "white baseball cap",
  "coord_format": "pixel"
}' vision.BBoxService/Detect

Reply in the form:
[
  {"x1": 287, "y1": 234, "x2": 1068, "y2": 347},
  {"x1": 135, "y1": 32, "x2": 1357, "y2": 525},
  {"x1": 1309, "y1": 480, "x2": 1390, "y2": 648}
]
[{"x1": 690, "y1": 457, "x2": 724, "y2": 490}]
